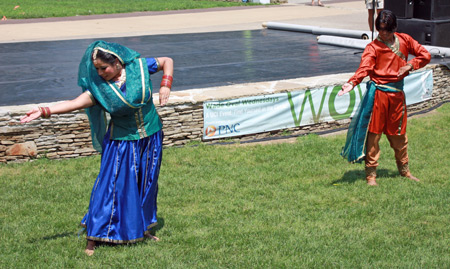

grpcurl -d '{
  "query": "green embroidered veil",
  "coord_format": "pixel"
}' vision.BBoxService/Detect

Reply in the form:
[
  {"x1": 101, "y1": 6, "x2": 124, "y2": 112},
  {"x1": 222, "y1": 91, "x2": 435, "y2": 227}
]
[{"x1": 78, "y1": 41, "x2": 153, "y2": 152}]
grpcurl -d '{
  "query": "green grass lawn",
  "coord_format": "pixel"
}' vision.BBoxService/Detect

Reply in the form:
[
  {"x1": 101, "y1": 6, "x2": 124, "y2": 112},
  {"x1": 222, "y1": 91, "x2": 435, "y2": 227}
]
[
  {"x1": 1, "y1": 103, "x2": 449, "y2": 268},
  {"x1": 0, "y1": 0, "x2": 259, "y2": 19}
]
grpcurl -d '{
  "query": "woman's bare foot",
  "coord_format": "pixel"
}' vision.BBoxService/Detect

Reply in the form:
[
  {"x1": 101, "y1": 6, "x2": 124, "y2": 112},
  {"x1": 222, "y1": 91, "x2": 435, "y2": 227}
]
[
  {"x1": 145, "y1": 233, "x2": 160, "y2": 241},
  {"x1": 84, "y1": 240, "x2": 96, "y2": 256}
]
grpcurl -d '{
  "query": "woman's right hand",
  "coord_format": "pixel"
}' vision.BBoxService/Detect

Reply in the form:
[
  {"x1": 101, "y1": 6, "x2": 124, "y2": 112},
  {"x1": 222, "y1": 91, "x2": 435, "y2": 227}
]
[
  {"x1": 338, "y1": 83, "x2": 354, "y2": 96},
  {"x1": 20, "y1": 92, "x2": 95, "y2": 124},
  {"x1": 21, "y1": 108, "x2": 42, "y2": 123}
]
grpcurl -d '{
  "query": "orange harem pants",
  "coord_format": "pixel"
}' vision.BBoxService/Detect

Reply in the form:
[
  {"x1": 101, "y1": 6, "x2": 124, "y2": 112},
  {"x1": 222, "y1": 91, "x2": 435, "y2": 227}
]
[{"x1": 365, "y1": 90, "x2": 408, "y2": 168}]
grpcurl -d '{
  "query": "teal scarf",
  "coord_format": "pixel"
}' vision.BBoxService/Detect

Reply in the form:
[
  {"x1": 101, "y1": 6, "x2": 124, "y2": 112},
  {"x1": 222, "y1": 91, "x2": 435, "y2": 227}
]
[
  {"x1": 341, "y1": 80, "x2": 404, "y2": 163},
  {"x1": 78, "y1": 41, "x2": 153, "y2": 152}
]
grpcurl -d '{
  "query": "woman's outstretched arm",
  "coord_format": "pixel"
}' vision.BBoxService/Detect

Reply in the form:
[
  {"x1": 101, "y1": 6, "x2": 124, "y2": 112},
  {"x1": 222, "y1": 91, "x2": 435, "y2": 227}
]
[{"x1": 21, "y1": 91, "x2": 95, "y2": 123}]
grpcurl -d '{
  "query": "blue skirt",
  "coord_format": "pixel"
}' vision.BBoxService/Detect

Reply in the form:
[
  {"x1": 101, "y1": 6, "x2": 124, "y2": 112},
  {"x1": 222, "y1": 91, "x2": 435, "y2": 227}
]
[{"x1": 81, "y1": 129, "x2": 163, "y2": 243}]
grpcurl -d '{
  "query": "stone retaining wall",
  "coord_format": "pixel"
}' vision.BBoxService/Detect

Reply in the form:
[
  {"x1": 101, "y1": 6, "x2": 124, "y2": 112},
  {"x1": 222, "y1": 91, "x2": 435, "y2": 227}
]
[{"x1": 0, "y1": 64, "x2": 448, "y2": 164}]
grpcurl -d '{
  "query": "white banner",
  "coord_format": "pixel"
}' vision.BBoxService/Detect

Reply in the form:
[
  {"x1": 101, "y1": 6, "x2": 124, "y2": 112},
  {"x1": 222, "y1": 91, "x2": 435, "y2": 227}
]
[{"x1": 203, "y1": 70, "x2": 433, "y2": 139}]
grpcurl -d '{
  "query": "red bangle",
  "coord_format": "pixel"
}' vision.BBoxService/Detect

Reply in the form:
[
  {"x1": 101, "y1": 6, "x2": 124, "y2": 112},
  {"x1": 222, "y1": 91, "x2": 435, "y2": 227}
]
[
  {"x1": 160, "y1": 79, "x2": 172, "y2": 89},
  {"x1": 162, "y1": 74, "x2": 173, "y2": 82}
]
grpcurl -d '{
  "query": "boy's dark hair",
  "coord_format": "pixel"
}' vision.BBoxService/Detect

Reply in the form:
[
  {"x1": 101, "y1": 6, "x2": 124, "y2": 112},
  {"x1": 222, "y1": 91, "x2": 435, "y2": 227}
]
[{"x1": 375, "y1": 10, "x2": 397, "y2": 32}]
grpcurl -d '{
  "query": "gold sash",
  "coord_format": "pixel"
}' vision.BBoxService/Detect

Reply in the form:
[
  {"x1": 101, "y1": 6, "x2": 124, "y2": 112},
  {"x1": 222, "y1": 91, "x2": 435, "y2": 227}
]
[{"x1": 377, "y1": 34, "x2": 406, "y2": 61}]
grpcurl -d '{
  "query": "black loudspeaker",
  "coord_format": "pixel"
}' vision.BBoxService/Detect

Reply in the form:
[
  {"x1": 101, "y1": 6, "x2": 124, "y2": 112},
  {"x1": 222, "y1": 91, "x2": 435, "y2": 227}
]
[
  {"x1": 385, "y1": 0, "x2": 415, "y2": 18},
  {"x1": 413, "y1": 0, "x2": 450, "y2": 20},
  {"x1": 397, "y1": 18, "x2": 450, "y2": 47}
]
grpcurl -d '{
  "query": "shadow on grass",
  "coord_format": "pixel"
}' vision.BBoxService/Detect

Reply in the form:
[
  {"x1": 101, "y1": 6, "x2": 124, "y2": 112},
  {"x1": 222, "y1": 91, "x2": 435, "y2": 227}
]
[
  {"x1": 28, "y1": 232, "x2": 74, "y2": 243},
  {"x1": 332, "y1": 168, "x2": 397, "y2": 184},
  {"x1": 153, "y1": 217, "x2": 165, "y2": 233}
]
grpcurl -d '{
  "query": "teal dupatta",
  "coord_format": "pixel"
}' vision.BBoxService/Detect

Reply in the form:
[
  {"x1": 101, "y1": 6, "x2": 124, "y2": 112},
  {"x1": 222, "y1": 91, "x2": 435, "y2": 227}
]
[
  {"x1": 78, "y1": 41, "x2": 153, "y2": 152},
  {"x1": 341, "y1": 80, "x2": 404, "y2": 163}
]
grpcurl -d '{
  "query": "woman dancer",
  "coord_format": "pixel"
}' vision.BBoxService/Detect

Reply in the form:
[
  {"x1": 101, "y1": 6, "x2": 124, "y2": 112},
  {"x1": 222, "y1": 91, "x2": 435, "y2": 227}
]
[{"x1": 21, "y1": 41, "x2": 173, "y2": 255}]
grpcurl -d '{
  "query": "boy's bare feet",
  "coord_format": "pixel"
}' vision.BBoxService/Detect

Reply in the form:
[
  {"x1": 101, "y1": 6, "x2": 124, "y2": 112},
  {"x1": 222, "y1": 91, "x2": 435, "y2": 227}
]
[{"x1": 404, "y1": 172, "x2": 420, "y2": 182}]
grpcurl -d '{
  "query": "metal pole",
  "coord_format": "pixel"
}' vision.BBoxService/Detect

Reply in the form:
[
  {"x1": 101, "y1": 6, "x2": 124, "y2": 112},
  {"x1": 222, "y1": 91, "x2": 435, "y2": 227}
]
[{"x1": 371, "y1": 0, "x2": 376, "y2": 40}]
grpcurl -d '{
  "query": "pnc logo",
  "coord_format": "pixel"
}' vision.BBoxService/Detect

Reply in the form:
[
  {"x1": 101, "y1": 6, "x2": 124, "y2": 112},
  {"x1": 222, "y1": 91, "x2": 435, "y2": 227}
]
[
  {"x1": 205, "y1": 123, "x2": 241, "y2": 137},
  {"x1": 218, "y1": 123, "x2": 240, "y2": 135},
  {"x1": 205, "y1": 125, "x2": 217, "y2": 137}
]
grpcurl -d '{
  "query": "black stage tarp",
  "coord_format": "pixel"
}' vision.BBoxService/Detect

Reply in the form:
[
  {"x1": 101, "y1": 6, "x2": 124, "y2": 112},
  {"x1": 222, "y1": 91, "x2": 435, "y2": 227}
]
[{"x1": 0, "y1": 29, "x2": 376, "y2": 106}]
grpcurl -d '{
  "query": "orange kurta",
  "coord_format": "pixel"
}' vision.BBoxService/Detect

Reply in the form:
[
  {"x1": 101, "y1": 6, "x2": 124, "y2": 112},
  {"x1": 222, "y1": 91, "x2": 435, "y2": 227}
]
[
  {"x1": 348, "y1": 32, "x2": 431, "y2": 87},
  {"x1": 348, "y1": 33, "x2": 430, "y2": 135}
]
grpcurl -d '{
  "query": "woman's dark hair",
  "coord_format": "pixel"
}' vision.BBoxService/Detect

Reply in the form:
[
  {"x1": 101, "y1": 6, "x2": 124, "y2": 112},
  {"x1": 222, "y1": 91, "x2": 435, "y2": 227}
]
[
  {"x1": 91, "y1": 49, "x2": 118, "y2": 65},
  {"x1": 375, "y1": 10, "x2": 397, "y2": 32}
]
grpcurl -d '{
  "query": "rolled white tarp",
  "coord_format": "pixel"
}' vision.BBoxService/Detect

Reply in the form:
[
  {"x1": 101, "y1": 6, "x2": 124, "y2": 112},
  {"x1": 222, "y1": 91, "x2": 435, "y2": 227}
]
[
  {"x1": 312, "y1": 27, "x2": 372, "y2": 39},
  {"x1": 262, "y1": 22, "x2": 319, "y2": 34},
  {"x1": 262, "y1": 22, "x2": 373, "y2": 39},
  {"x1": 317, "y1": 35, "x2": 369, "y2": 50},
  {"x1": 317, "y1": 35, "x2": 450, "y2": 57}
]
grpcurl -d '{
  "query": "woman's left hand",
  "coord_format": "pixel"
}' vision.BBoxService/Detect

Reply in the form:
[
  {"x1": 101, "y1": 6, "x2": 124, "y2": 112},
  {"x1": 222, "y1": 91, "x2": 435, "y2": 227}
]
[{"x1": 159, "y1": 86, "x2": 171, "y2": 106}]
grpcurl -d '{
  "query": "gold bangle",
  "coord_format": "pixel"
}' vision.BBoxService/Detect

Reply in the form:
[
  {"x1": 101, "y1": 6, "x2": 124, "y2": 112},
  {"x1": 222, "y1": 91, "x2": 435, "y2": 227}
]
[{"x1": 406, "y1": 63, "x2": 414, "y2": 70}]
